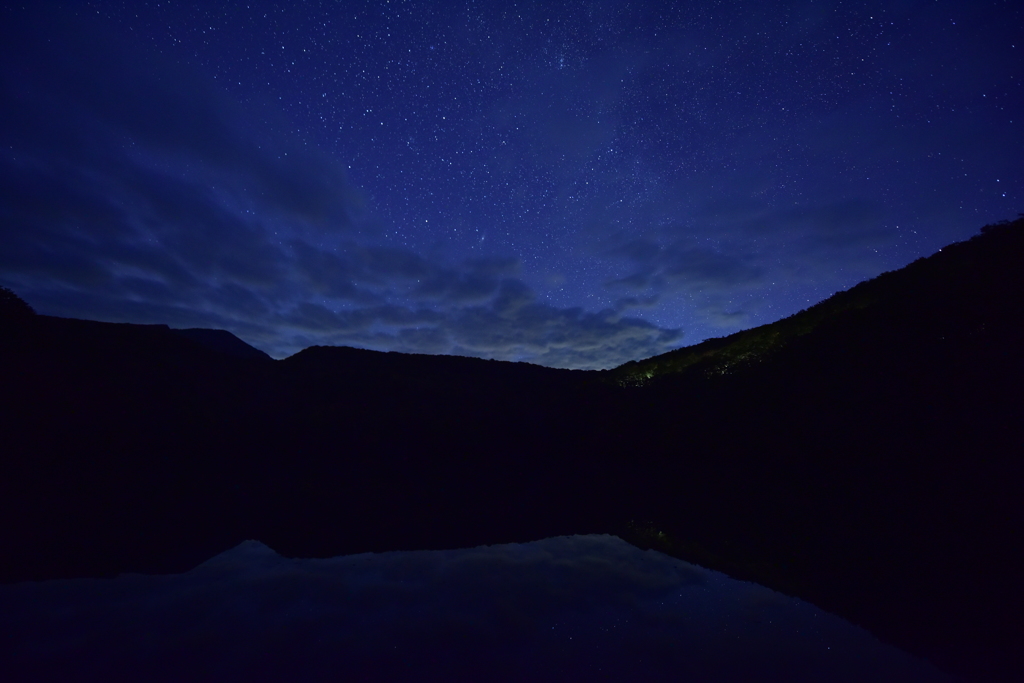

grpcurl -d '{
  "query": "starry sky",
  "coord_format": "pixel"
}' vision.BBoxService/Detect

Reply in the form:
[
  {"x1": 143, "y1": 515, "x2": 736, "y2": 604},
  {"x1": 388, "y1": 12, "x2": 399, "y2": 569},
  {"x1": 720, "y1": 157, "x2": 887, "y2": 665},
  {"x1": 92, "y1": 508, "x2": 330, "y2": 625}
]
[{"x1": 1, "y1": 1, "x2": 1021, "y2": 368}]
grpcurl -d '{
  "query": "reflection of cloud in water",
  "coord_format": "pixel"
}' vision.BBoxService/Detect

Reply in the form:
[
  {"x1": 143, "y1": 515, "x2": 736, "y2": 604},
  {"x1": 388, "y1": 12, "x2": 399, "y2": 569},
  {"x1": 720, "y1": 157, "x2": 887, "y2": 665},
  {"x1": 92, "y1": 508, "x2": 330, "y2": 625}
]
[{"x1": 1, "y1": 535, "x2": 956, "y2": 682}]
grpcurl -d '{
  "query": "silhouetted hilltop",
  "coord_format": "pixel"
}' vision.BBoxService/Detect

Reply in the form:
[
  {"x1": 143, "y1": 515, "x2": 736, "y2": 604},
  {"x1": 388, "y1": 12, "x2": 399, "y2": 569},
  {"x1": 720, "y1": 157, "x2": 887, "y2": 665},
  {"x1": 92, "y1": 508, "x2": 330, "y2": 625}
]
[
  {"x1": 171, "y1": 328, "x2": 272, "y2": 361},
  {"x1": 1, "y1": 217, "x2": 1022, "y2": 682},
  {"x1": 610, "y1": 216, "x2": 1024, "y2": 385},
  {"x1": 0, "y1": 285, "x2": 35, "y2": 321},
  {"x1": 283, "y1": 343, "x2": 582, "y2": 382},
  {"x1": 280, "y1": 344, "x2": 591, "y2": 401}
]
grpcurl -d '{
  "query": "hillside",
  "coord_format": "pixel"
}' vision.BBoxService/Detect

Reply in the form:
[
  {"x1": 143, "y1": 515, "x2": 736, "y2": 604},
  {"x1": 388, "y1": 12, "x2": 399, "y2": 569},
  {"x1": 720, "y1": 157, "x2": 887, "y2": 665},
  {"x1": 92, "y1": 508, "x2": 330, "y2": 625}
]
[
  {"x1": 605, "y1": 217, "x2": 1024, "y2": 682},
  {"x1": 610, "y1": 217, "x2": 1024, "y2": 386},
  {"x1": 1, "y1": 217, "x2": 1022, "y2": 681}
]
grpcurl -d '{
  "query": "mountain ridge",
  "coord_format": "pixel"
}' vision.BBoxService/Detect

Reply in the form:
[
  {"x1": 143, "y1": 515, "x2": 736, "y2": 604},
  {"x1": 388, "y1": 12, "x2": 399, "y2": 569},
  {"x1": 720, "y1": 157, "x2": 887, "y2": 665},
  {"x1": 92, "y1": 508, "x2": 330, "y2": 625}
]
[
  {"x1": 610, "y1": 216, "x2": 1024, "y2": 385},
  {"x1": 1, "y1": 217, "x2": 1022, "y2": 682},
  {"x1": 171, "y1": 327, "x2": 273, "y2": 361}
]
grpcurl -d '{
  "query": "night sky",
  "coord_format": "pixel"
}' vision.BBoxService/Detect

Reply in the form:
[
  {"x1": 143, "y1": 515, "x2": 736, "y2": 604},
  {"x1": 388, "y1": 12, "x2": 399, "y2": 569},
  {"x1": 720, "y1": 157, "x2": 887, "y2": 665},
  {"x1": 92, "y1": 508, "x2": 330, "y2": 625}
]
[{"x1": 2, "y1": 1, "x2": 1021, "y2": 368}]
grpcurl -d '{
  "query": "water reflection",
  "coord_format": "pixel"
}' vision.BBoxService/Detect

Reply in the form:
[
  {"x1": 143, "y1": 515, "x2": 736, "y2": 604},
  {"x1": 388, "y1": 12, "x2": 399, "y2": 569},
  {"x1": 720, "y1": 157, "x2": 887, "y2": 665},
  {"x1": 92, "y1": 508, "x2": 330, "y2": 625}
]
[{"x1": 0, "y1": 535, "x2": 956, "y2": 682}]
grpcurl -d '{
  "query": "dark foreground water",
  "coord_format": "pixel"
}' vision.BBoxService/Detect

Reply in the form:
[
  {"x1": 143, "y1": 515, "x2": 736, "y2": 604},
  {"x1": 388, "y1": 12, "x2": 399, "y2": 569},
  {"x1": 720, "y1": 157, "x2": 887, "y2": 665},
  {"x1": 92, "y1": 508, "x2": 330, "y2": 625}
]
[{"x1": 0, "y1": 535, "x2": 956, "y2": 682}]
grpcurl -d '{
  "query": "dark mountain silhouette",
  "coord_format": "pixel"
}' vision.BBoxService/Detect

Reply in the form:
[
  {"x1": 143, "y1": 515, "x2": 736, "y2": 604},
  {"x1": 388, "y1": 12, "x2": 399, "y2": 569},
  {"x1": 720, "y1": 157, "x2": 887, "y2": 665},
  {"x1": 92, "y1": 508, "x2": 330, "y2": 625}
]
[
  {"x1": 2, "y1": 216, "x2": 1023, "y2": 682},
  {"x1": 171, "y1": 327, "x2": 273, "y2": 361},
  {"x1": 0, "y1": 285, "x2": 35, "y2": 321},
  {"x1": 610, "y1": 217, "x2": 1024, "y2": 387}
]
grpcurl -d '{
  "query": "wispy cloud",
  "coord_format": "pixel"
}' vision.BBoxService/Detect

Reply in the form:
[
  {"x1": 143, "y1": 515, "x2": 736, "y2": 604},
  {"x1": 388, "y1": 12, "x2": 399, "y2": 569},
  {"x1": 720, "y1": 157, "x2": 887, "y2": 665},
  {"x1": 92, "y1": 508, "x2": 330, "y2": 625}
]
[{"x1": 0, "y1": 10, "x2": 681, "y2": 368}]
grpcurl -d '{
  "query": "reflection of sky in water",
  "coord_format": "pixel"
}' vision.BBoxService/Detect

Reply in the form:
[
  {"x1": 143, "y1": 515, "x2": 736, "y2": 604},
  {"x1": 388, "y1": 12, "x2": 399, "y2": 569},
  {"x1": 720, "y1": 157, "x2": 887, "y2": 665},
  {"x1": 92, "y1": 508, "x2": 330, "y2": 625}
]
[{"x1": 1, "y1": 535, "x2": 956, "y2": 682}]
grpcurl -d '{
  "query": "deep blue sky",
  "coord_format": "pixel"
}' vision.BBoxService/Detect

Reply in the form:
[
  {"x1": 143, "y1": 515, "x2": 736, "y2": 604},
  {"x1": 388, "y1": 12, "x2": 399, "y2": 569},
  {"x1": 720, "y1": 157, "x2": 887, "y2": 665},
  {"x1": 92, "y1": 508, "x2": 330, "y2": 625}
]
[{"x1": 2, "y1": 1, "x2": 1020, "y2": 368}]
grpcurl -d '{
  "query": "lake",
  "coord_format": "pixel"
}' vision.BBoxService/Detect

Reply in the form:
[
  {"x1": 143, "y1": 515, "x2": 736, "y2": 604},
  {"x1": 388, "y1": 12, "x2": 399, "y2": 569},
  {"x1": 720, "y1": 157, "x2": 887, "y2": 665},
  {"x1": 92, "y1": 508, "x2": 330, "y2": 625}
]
[{"x1": 0, "y1": 534, "x2": 957, "y2": 682}]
